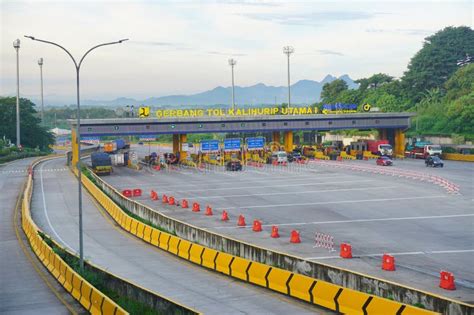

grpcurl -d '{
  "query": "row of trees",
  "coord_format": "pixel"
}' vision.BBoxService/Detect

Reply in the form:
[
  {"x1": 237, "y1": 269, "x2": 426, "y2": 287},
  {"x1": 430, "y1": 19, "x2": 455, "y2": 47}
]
[{"x1": 319, "y1": 26, "x2": 474, "y2": 137}]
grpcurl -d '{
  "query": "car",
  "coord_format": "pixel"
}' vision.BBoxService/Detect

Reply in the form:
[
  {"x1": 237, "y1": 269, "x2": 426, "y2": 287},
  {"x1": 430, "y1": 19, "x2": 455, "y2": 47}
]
[
  {"x1": 425, "y1": 156, "x2": 444, "y2": 168},
  {"x1": 376, "y1": 156, "x2": 393, "y2": 166},
  {"x1": 138, "y1": 141, "x2": 144, "y2": 145},
  {"x1": 226, "y1": 160, "x2": 242, "y2": 171},
  {"x1": 271, "y1": 151, "x2": 288, "y2": 164},
  {"x1": 288, "y1": 152, "x2": 302, "y2": 162}
]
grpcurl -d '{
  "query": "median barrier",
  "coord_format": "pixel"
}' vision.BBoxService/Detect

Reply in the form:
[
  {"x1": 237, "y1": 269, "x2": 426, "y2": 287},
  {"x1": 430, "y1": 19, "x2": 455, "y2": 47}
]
[
  {"x1": 83, "y1": 167, "x2": 473, "y2": 314},
  {"x1": 442, "y1": 153, "x2": 474, "y2": 162}
]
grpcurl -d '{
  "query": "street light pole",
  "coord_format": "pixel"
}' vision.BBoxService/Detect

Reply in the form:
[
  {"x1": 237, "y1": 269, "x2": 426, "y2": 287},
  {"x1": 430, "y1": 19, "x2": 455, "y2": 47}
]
[
  {"x1": 25, "y1": 35, "x2": 128, "y2": 270},
  {"x1": 13, "y1": 39, "x2": 21, "y2": 147},
  {"x1": 228, "y1": 59, "x2": 237, "y2": 112},
  {"x1": 283, "y1": 46, "x2": 294, "y2": 113},
  {"x1": 38, "y1": 58, "x2": 44, "y2": 124}
]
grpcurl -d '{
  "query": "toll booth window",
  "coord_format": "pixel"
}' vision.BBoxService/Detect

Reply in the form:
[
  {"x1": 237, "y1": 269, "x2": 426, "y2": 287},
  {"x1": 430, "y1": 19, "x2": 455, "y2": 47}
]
[
  {"x1": 375, "y1": 120, "x2": 380, "y2": 124},
  {"x1": 241, "y1": 123, "x2": 245, "y2": 127},
  {"x1": 146, "y1": 125, "x2": 150, "y2": 129},
  {"x1": 305, "y1": 122, "x2": 309, "y2": 126},
  {"x1": 87, "y1": 127, "x2": 92, "y2": 131},
  {"x1": 262, "y1": 122, "x2": 266, "y2": 126},
  {"x1": 114, "y1": 126, "x2": 119, "y2": 130},
  {"x1": 198, "y1": 124, "x2": 203, "y2": 128},
  {"x1": 283, "y1": 122, "x2": 288, "y2": 126},
  {"x1": 352, "y1": 120, "x2": 356, "y2": 124},
  {"x1": 170, "y1": 124, "x2": 176, "y2": 129},
  {"x1": 221, "y1": 123, "x2": 225, "y2": 127},
  {"x1": 328, "y1": 121, "x2": 333, "y2": 125}
]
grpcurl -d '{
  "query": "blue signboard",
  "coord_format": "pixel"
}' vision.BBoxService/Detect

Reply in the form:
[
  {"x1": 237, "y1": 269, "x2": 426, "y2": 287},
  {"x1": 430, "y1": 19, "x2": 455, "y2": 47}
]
[
  {"x1": 224, "y1": 138, "x2": 241, "y2": 151},
  {"x1": 322, "y1": 103, "x2": 358, "y2": 114},
  {"x1": 201, "y1": 140, "x2": 219, "y2": 152},
  {"x1": 246, "y1": 137, "x2": 265, "y2": 150}
]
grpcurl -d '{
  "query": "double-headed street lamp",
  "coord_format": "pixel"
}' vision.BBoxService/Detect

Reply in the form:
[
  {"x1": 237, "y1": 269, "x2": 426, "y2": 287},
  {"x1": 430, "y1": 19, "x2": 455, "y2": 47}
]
[
  {"x1": 38, "y1": 58, "x2": 44, "y2": 124},
  {"x1": 228, "y1": 58, "x2": 237, "y2": 112},
  {"x1": 25, "y1": 35, "x2": 128, "y2": 270},
  {"x1": 13, "y1": 39, "x2": 21, "y2": 147},
  {"x1": 283, "y1": 46, "x2": 294, "y2": 113}
]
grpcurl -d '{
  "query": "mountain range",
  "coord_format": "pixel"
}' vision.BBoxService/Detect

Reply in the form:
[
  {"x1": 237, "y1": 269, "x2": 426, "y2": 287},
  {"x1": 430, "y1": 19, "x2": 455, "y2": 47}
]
[{"x1": 81, "y1": 74, "x2": 358, "y2": 107}]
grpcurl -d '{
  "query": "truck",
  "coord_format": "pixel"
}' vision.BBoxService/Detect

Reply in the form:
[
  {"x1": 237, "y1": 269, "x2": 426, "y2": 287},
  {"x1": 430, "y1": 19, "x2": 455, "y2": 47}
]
[
  {"x1": 103, "y1": 138, "x2": 130, "y2": 153},
  {"x1": 90, "y1": 152, "x2": 112, "y2": 175},
  {"x1": 350, "y1": 140, "x2": 393, "y2": 157},
  {"x1": 405, "y1": 141, "x2": 442, "y2": 159}
]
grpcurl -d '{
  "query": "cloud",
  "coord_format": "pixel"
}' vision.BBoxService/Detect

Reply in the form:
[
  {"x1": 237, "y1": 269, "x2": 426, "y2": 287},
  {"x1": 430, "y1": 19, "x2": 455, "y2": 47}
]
[
  {"x1": 130, "y1": 40, "x2": 191, "y2": 50},
  {"x1": 216, "y1": 0, "x2": 280, "y2": 6},
  {"x1": 317, "y1": 49, "x2": 344, "y2": 56},
  {"x1": 206, "y1": 51, "x2": 248, "y2": 56},
  {"x1": 238, "y1": 11, "x2": 378, "y2": 26},
  {"x1": 366, "y1": 28, "x2": 434, "y2": 36}
]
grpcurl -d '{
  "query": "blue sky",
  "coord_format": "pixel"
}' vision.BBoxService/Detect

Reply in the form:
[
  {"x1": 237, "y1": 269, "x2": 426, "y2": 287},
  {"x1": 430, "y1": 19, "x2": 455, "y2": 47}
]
[{"x1": 1, "y1": 0, "x2": 472, "y2": 103}]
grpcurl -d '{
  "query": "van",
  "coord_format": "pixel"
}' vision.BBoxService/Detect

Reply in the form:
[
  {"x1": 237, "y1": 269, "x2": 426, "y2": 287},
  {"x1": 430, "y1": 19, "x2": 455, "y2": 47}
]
[{"x1": 272, "y1": 151, "x2": 288, "y2": 163}]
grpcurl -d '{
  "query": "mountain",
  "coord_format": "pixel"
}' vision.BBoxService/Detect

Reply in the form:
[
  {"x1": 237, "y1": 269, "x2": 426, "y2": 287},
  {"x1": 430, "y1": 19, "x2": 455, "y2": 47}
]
[{"x1": 81, "y1": 74, "x2": 358, "y2": 107}]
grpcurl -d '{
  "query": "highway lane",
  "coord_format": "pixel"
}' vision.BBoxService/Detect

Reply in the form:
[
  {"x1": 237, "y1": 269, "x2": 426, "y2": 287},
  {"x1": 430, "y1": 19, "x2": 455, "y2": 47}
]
[
  {"x1": 0, "y1": 158, "x2": 77, "y2": 315},
  {"x1": 100, "y1": 147, "x2": 474, "y2": 301},
  {"x1": 31, "y1": 157, "x2": 327, "y2": 314}
]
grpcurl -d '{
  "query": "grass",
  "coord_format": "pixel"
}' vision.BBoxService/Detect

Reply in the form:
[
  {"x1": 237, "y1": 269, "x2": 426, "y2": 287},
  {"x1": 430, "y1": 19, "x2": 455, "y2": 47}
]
[{"x1": 39, "y1": 231, "x2": 161, "y2": 315}]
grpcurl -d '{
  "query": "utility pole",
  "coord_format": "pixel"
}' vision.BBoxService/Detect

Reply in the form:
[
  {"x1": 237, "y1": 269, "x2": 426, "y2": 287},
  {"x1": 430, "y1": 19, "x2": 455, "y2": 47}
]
[
  {"x1": 228, "y1": 59, "x2": 237, "y2": 112},
  {"x1": 13, "y1": 39, "x2": 21, "y2": 147},
  {"x1": 38, "y1": 58, "x2": 44, "y2": 124},
  {"x1": 283, "y1": 46, "x2": 294, "y2": 113}
]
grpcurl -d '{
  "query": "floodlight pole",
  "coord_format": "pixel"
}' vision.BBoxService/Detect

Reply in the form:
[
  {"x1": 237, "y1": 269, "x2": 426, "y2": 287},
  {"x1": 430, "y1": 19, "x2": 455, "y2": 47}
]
[
  {"x1": 228, "y1": 59, "x2": 237, "y2": 112},
  {"x1": 283, "y1": 46, "x2": 294, "y2": 113},
  {"x1": 38, "y1": 58, "x2": 44, "y2": 124},
  {"x1": 13, "y1": 39, "x2": 21, "y2": 147},
  {"x1": 24, "y1": 36, "x2": 128, "y2": 270}
]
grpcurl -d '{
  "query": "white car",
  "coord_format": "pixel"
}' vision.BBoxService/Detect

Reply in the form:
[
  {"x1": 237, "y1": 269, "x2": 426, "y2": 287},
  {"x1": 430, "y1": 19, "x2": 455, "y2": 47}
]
[{"x1": 272, "y1": 151, "x2": 288, "y2": 163}]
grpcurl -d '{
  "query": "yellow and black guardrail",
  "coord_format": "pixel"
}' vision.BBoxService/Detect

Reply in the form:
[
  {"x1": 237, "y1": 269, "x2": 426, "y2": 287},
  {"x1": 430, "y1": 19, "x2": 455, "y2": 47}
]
[
  {"x1": 81, "y1": 171, "x2": 437, "y2": 314},
  {"x1": 21, "y1": 158, "x2": 127, "y2": 315}
]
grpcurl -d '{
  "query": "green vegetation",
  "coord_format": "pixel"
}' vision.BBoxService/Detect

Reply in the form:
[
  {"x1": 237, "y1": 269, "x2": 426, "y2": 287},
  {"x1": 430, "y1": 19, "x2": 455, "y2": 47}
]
[
  {"x1": 317, "y1": 26, "x2": 474, "y2": 139},
  {"x1": 39, "y1": 232, "x2": 161, "y2": 314},
  {"x1": 43, "y1": 106, "x2": 120, "y2": 129},
  {"x1": 0, "y1": 97, "x2": 55, "y2": 150},
  {"x1": 0, "y1": 142, "x2": 49, "y2": 164}
]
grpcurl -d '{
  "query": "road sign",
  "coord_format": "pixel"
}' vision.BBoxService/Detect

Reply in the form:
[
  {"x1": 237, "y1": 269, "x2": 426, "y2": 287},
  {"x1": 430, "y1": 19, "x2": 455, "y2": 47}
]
[
  {"x1": 224, "y1": 138, "x2": 241, "y2": 151},
  {"x1": 82, "y1": 136, "x2": 100, "y2": 145},
  {"x1": 201, "y1": 140, "x2": 219, "y2": 152},
  {"x1": 139, "y1": 135, "x2": 155, "y2": 141},
  {"x1": 246, "y1": 137, "x2": 264, "y2": 150},
  {"x1": 139, "y1": 106, "x2": 150, "y2": 118}
]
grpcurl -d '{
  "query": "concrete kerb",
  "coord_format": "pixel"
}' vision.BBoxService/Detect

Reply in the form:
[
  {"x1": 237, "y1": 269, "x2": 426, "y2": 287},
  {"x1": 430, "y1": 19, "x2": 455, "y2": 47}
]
[{"x1": 88, "y1": 168, "x2": 473, "y2": 314}]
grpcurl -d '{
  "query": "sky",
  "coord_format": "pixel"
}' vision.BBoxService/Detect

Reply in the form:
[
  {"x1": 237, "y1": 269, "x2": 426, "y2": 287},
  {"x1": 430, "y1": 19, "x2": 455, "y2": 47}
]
[{"x1": 0, "y1": 0, "x2": 472, "y2": 103}]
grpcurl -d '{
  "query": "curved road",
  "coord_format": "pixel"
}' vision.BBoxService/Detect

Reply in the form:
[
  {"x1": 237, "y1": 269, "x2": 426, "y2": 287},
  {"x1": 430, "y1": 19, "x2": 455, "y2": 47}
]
[
  {"x1": 30, "y1": 157, "x2": 327, "y2": 314},
  {"x1": 0, "y1": 158, "x2": 77, "y2": 315}
]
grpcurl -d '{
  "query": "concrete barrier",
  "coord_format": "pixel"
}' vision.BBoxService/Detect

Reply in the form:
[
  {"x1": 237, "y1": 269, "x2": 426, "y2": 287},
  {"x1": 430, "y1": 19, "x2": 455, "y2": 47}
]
[
  {"x1": 82, "y1": 170, "x2": 443, "y2": 315},
  {"x1": 442, "y1": 153, "x2": 474, "y2": 162}
]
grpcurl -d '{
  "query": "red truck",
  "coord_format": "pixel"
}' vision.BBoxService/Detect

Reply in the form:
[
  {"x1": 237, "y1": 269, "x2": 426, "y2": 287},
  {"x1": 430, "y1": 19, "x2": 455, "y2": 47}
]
[{"x1": 350, "y1": 140, "x2": 393, "y2": 157}]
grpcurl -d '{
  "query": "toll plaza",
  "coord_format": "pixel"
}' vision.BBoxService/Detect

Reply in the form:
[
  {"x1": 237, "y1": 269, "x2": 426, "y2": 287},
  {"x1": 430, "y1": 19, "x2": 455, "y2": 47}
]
[{"x1": 69, "y1": 112, "x2": 412, "y2": 167}]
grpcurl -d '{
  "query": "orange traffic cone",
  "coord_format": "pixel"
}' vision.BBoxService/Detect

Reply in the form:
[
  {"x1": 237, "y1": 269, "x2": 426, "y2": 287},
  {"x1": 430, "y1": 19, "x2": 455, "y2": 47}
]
[
  {"x1": 150, "y1": 190, "x2": 158, "y2": 200},
  {"x1": 237, "y1": 215, "x2": 246, "y2": 227},
  {"x1": 192, "y1": 202, "x2": 200, "y2": 212},
  {"x1": 181, "y1": 199, "x2": 189, "y2": 208},
  {"x1": 252, "y1": 220, "x2": 262, "y2": 232},
  {"x1": 270, "y1": 225, "x2": 280, "y2": 238},
  {"x1": 382, "y1": 254, "x2": 395, "y2": 271},
  {"x1": 168, "y1": 196, "x2": 175, "y2": 205},
  {"x1": 439, "y1": 271, "x2": 456, "y2": 290},
  {"x1": 290, "y1": 230, "x2": 301, "y2": 243},
  {"x1": 221, "y1": 210, "x2": 229, "y2": 221},
  {"x1": 205, "y1": 205, "x2": 213, "y2": 216},
  {"x1": 340, "y1": 243, "x2": 352, "y2": 259},
  {"x1": 162, "y1": 194, "x2": 168, "y2": 204}
]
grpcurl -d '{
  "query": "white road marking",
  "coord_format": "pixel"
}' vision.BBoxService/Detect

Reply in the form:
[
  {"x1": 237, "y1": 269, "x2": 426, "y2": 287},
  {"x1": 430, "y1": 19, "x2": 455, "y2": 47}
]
[
  {"x1": 185, "y1": 185, "x2": 397, "y2": 199},
  {"x1": 214, "y1": 195, "x2": 447, "y2": 210},
  {"x1": 39, "y1": 161, "x2": 75, "y2": 252},
  {"x1": 211, "y1": 213, "x2": 474, "y2": 229},
  {"x1": 305, "y1": 249, "x2": 474, "y2": 260}
]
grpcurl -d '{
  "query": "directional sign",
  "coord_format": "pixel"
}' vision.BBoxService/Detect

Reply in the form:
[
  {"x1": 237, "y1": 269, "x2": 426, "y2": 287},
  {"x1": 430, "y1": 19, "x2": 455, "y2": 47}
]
[
  {"x1": 201, "y1": 140, "x2": 219, "y2": 152},
  {"x1": 82, "y1": 136, "x2": 100, "y2": 145},
  {"x1": 139, "y1": 135, "x2": 156, "y2": 141},
  {"x1": 224, "y1": 138, "x2": 241, "y2": 151},
  {"x1": 246, "y1": 137, "x2": 265, "y2": 150}
]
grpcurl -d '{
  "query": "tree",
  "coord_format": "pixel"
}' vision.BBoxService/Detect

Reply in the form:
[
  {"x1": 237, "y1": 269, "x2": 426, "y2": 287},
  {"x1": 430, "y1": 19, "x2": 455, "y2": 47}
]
[
  {"x1": 401, "y1": 26, "x2": 474, "y2": 102},
  {"x1": 444, "y1": 63, "x2": 474, "y2": 101},
  {"x1": 0, "y1": 97, "x2": 54, "y2": 150},
  {"x1": 320, "y1": 79, "x2": 348, "y2": 103},
  {"x1": 355, "y1": 73, "x2": 394, "y2": 91}
]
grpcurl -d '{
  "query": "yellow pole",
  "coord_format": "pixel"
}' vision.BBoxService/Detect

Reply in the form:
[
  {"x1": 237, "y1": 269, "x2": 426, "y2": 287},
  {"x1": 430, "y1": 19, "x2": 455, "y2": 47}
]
[
  {"x1": 71, "y1": 128, "x2": 79, "y2": 168},
  {"x1": 272, "y1": 131, "x2": 280, "y2": 144},
  {"x1": 179, "y1": 134, "x2": 187, "y2": 161},
  {"x1": 394, "y1": 129, "x2": 405, "y2": 156},
  {"x1": 284, "y1": 131, "x2": 293, "y2": 152}
]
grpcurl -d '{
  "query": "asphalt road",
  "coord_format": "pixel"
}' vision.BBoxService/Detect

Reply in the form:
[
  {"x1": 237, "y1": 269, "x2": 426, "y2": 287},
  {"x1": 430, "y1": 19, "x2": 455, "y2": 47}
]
[
  {"x1": 0, "y1": 158, "x2": 76, "y2": 315},
  {"x1": 31, "y1": 157, "x2": 328, "y2": 314},
  {"x1": 101, "y1": 144, "x2": 474, "y2": 303}
]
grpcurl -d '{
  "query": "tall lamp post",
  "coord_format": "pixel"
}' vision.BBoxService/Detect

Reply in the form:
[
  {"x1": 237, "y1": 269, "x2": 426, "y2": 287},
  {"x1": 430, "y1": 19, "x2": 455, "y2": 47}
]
[
  {"x1": 283, "y1": 46, "x2": 294, "y2": 113},
  {"x1": 24, "y1": 35, "x2": 128, "y2": 270},
  {"x1": 13, "y1": 39, "x2": 21, "y2": 147},
  {"x1": 228, "y1": 58, "x2": 237, "y2": 112},
  {"x1": 38, "y1": 58, "x2": 44, "y2": 124}
]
